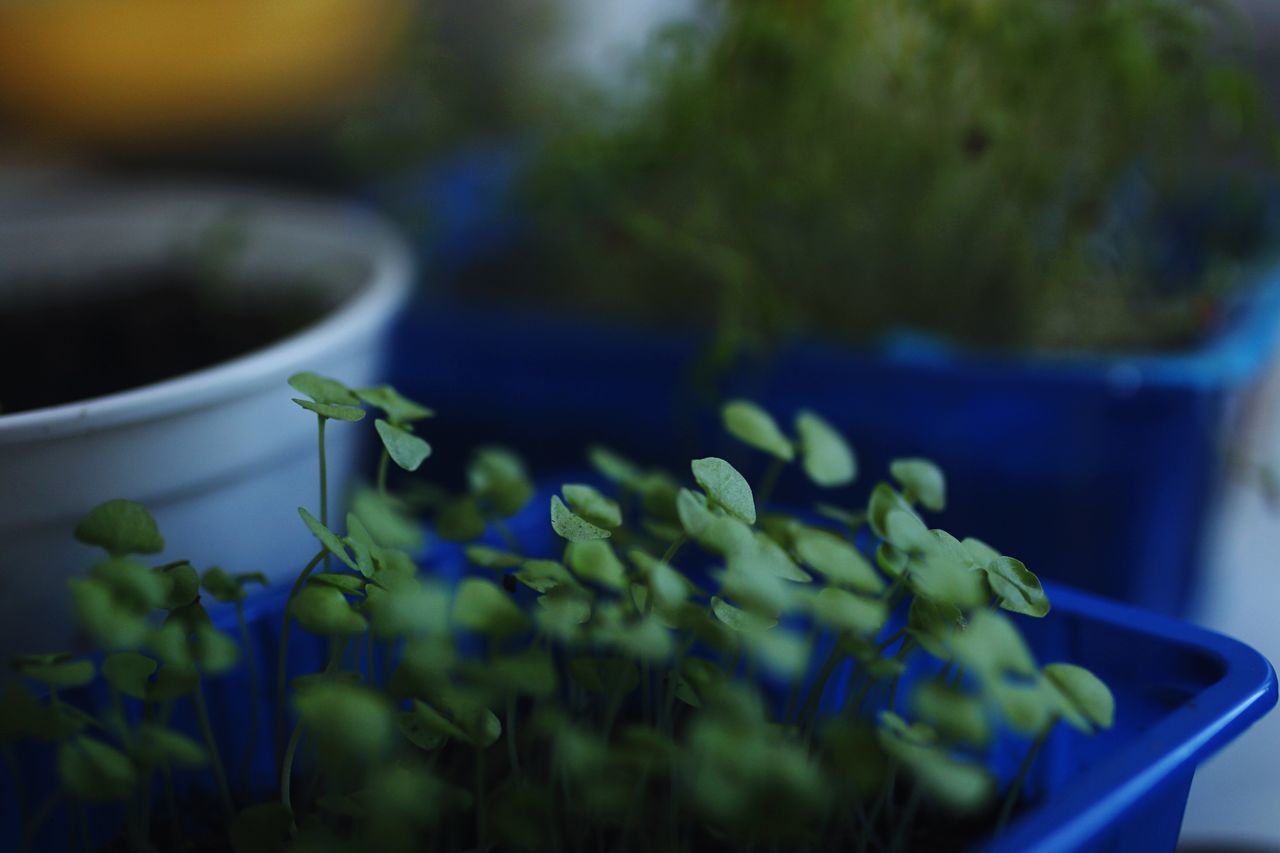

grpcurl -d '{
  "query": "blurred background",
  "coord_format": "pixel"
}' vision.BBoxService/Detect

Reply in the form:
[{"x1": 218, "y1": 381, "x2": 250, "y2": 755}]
[{"x1": 3, "y1": 0, "x2": 1280, "y2": 846}]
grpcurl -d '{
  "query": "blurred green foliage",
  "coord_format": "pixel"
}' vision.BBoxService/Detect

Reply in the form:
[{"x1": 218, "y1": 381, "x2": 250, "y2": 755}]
[{"x1": 525, "y1": 0, "x2": 1279, "y2": 353}]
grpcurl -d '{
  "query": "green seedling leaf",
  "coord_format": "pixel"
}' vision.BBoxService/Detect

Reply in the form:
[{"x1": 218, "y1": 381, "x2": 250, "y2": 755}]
[
  {"x1": 102, "y1": 652, "x2": 156, "y2": 700},
  {"x1": 437, "y1": 497, "x2": 487, "y2": 543},
  {"x1": 890, "y1": 458, "x2": 946, "y2": 512},
  {"x1": 879, "y1": 730, "x2": 993, "y2": 813},
  {"x1": 375, "y1": 419, "x2": 432, "y2": 471},
  {"x1": 990, "y1": 679, "x2": 1059, "y2": 734},
  {"x1": 711, "y1": 596, "x2": 776, "y2": 633},
  {"x1": 908, "y1": 597, "x2": 965, "y2": 659},
  {"x1": 297, "y1": 507, "x2": 358, "y2": 571},
  {"x1": 291, "y1": 585, "x2": 367, "y2": 636},
  {"x1": 93, "y1": 557, "x2": 168, "y2": 611},
  {"x1": 551, "y1": 495, "x2": 611, "y2": 542},
  {"x1": 792, "y1": 527, "x2": 883, "y2": 593},
  {"x1": 566, "y1": 540, "x2": 628, "y2": 590},
  {"x1": 288, "y1": 371, "x2": 359, "y2": 405},
  {"x1": 11, "y1": 655, "x2": 95, "y2": 688},
  {"x1": 69, "y1": 578, "x2": 149, "y2": 649},
  {"x1": 59, "y1": 736, "x2": 137, "y2": 801},
  {"x1": 1044, "y1": 663, "x2": 1115, "y2": 731},
  {"x1": 535, "y1": 587, "x2": 593, "y2": 640},
  {"x1": 452, "y1": 578, "x2": 529, "y2": 638},
  {"x1": 355, "y1": 385, "x2": 433, "y2": 423},
  {"x1": 910, "y1": 531, "x2": 989, "y2": 609},
  {"x1": 796, "y1": 410, "x2": 856, "y2": 487},
  {"x1": 291, "y1": 398, "x2": 366, "y2": 421},
  {"x1": 434, "y1": 689, "x2": 503, "y2": 748},
  {"x1": 308, "y1": 573, "x2": 368, "y2": 595},
  {"x1": 146, "y1": 623, "x2": 191, "y2": 667},
  {"x1": 714, "y1": 564, "x2": 791, "y2": 619},
  {"x1": 159, "y1": 563, "x2": 200, "y2": 609},
  {"x1": 876, "y1": 542, "x2": 909, "y2": 578},
  {"x1": 742, "y1": 627, "x2": 810, "y2": 677},
  {"x1": 295, "y1": 682, "x2": 393, "y2": 761},
  {"x1": 0, "y1": 682, "x2": 82, "y2": 741},
  {"x1": 514, "y1": 559, "x2": 579, "y2": 594},
  {"x1": 468, "y1": 447, "x2": 534, "y2": 516},
  {"x1": 692, "y1": 457, "x2": 756, "y2": 524},
  {"x1": 74, "y1": 499, "x2": 164, "y2": 557},
  {"x1": 911, "y1": 683, "x2": 990, "y2": 746},
  {"x1": 200, "y1": 567, "x2": 259, "y2": 604},
  {"x1": 230, "y1": 803, "x2": 293, "y2": 853},
  {"x1": 365, "y1": 579, "x2": 449, "y2": 639},
  {"x1": 949, "y1": 610, "x2": 1037, "y2": 682},
  {"x1": 399, "y1": 700, "x2": 463, "y2": 749},
  {"x1": 192, "y1": 625, "x2": 239, "y2": 675},
  {"x1": 146, "y1": 665, "x2": 198, "y2": 701},
  {"x1": 351, "y1": 488, "x2": 424, "y2": 551},
  {"x1": 808, "y1": 588, "x2": 888, "y2": 635},
  {"x1": 961, "y1": 537, "x2": 1001, "y2": 566},
  {"x1": 588, "y1": 445, "x2": 644, "y2": 486},
  {"x1": 598, "y1": 610, "x2": 675, "y2": 662},
  {"x1": 137, "y1": 724, "x2": 206, "y2": 768},
  {"x1": 562, "y1": 483, "x2": 623, "y2": 529},
  {"x1": 722, "y1": 400, "x2": 795, "y2": 461},
  {"x1": 984, "y1": 556, "x2": 1050, "y2": 618},
  {"x1": 867, "y1": 484, "x2": 925, "y2": 549},
  {"x1": 466, "y1": 545, "x2": 522, "y2": 569},
  {"x1": 629, "y1": 550, "x2": 692, "y2": 611}
]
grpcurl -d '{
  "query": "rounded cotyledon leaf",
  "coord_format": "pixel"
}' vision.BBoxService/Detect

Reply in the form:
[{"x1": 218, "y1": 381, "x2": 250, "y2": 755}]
[
  {"x1": 355, "y1": 384, "x2": 433, "y2": 424},
  {"x1": 551, "y1": 495, "x2": 611, "y2": 542},
  {"x1": 288, "y1": 371, "x2": 359, "y2": 405},
  {"x1": 722, "y1": 399, "x2": 795, "y2": 461},
  {"x1": 795, "y1": 410, "x2": 856, "y2": 487},
  {"x1": 691, "y1": 457, "x2": 756, "y2": 524},
  {"x1": 452, "y1": 577, "x2": 529, "y2": 638},
  {"x1": 792, "y1": 526, "x2": 884, "y2": 594},
  {"x1": 58, "y1": 735, "x2": 137, "y2": 801},
  {"x1": 375, "y1": 419, "x2": 432, "y2": 472},
  {"x1": 890, "y1": 458, "x2": 946, "y2": 512},
  {"x1": 101, "y1": 651, "x2": 156, "y2": 700},
  {"x1": 561, "y1": 483, "x2": 623, "y2": 529},
  {"x1": 291, "y1": 398, "x2": 366, "y2": 422},
  {"x1": 297, "y1": 507, "x2": 358, "y2": 571},
  {"x1": 11, "y1": 655, "x2": 95, "y2": 688},
  {"x1": 566, "y1": 540, "x2": 628, "y2": 590},
  {"x1": 290, "y1": 585, "x2": 367, "y2": 636},
  {"x1": 74, "y1": 499, "x2": 164, "y2": 557},
  {"x1": 1044, "y1": 663, "x2": 1115, "y2": 731}
]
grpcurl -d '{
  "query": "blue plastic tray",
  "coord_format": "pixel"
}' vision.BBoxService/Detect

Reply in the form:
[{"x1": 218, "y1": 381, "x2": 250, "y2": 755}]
[
  {"x1": 388, "y1": 259, "x2": 1280, "y2": 618},
  {"x1": 2, "y1": 559, "x2": 1270, "y2": 852}
]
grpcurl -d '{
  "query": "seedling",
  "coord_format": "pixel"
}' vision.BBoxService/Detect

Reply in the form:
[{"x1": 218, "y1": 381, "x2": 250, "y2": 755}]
[{"x1": 1, "y1": 376, "x2": 1112, "y2": 852}]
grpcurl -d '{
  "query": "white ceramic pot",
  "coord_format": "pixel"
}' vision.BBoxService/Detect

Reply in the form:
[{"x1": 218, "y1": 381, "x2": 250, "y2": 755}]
[{"x1": 0, "y1": 185, "x2": 413, "y2": 655}]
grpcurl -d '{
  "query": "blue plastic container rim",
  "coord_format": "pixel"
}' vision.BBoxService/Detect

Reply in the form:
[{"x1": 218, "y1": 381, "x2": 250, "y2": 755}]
[{"x1": 987, "y1": 584, "x2": 1278, "y2": 853}]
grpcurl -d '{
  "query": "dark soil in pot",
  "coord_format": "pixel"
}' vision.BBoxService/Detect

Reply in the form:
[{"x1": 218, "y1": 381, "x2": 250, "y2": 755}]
[{"x1": 0, "y1": 267, "x2": 334, "y2": 416}]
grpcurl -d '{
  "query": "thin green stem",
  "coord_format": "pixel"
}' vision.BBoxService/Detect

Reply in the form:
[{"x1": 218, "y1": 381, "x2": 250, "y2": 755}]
[
  {"x1": 660, "y1": 533, "x2": 689, "y2": 566},
  {"x1": 192, "y1": 677, "x2": 234, "y2": 819},
  {"x1": 888, "y1": 783, "x2": 923, "y2": 853},
  {"x1": 280, "y1": 721, "x2": 304, "y2": 822},
  {"x1": 275, "y1": 548, "x2": 326, "y2": 768},
  {"x1": 798, "y1": 639, "x2": 844, "y2": 731},
  {"x1": 995, "y1": 722, "x2": 1054, "y2": 835},
  {"x1": 377, "y1": 449, "x2": 390, "y2": 497},
  {"x1": 505, "y1": 695, "x2": 520, "y2": 773},
  {"x1": 755, "y1": 457, "x2": 786, "y2": 509},
  {"x1": 475, "y1": 749, "x2": 486, "y2": 847},
  {"x1": 236, "y1": 601, "x2": 261, "y2": 793},
  {"x1": 317, "y1": 416, "x2": 329, "y2": 531}
]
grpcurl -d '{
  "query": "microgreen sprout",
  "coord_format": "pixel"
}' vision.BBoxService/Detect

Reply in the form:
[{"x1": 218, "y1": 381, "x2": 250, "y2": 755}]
[{"x1": 3, "y1": 384, "x2": 1113, "y2": 852}]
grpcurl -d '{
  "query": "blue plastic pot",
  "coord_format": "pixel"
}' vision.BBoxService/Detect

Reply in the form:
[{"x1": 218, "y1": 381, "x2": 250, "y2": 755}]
[
  {"x1": 2, "y1": 554, "x2": 1271, "y2": 851},
  {"x1": 388, "y1": 258, "x2": 1280, "y2": 618}
]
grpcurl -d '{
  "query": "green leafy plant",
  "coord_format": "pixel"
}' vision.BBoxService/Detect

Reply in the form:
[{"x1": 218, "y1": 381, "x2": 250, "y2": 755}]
[
  {"x1": 2, "y1": 374, "x2": 1113, "y2": 852},
  {"x1": 521, "y1": 0, "x2": 1277, "y2": 356}
]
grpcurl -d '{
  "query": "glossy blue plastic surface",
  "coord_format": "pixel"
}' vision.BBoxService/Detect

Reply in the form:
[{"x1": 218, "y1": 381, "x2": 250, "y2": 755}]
[{"x1": 389, "y1": 262, "x2": 1280, "y2": 618}]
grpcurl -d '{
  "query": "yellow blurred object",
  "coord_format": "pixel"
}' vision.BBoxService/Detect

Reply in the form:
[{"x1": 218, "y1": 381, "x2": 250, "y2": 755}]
[{"x1": 0, "y1": 0, "x2": 411, "y2": 147}]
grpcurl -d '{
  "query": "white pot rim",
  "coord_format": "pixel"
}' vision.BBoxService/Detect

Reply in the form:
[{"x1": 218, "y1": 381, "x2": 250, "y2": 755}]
[{"x1": 0, "y1": 183, "x2": 414, "y2": 444}]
